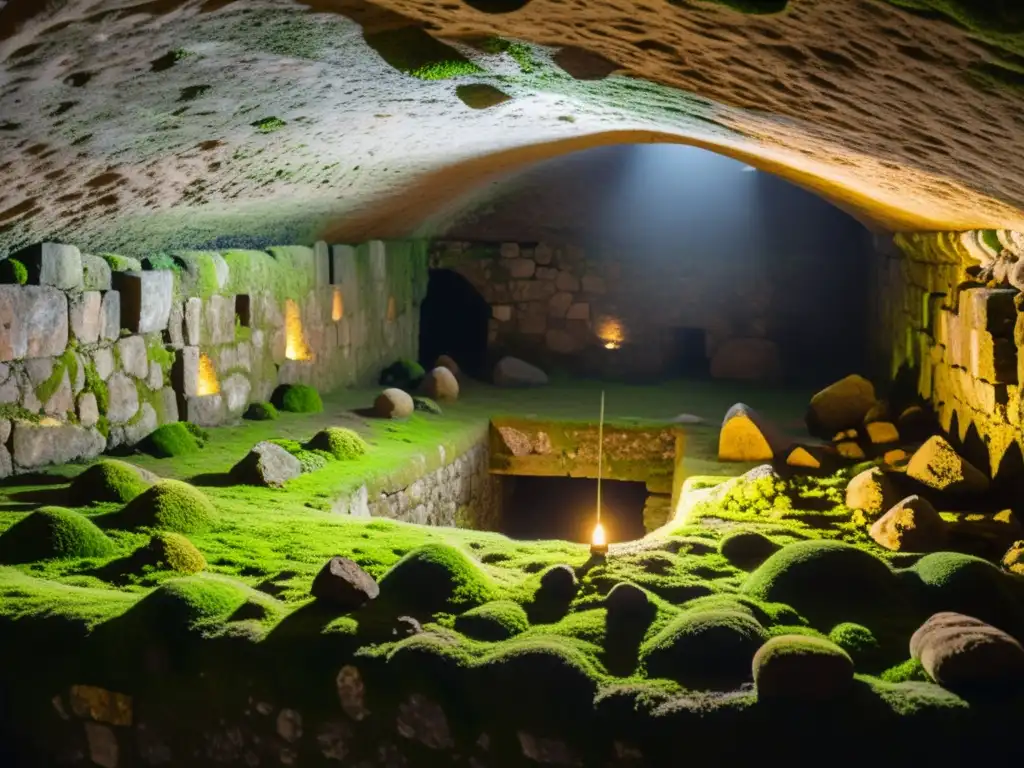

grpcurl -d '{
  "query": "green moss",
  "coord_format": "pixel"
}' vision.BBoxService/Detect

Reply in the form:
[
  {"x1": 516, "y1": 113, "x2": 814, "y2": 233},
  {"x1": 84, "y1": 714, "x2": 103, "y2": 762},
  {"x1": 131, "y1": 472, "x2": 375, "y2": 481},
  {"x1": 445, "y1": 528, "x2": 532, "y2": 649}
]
[
  {"x1": 0, "y1": 258, "x2": 27, "y2": 284},
  {"x1": 272, "y1": 384, "x2": 322, "y2": 414},
  {"x1": 252, "y1": 116, "x2": 286, "y2": 133},
  {"x1": 379, "y1": 359, "x2": 425, "y2": 389},
  {"x1": 640, "y1": 609, "x2": 767, "y2": 686},
  {"x1": 880, "y1": 657, "x2": 931, "y2": 683},
  {"x1": 364, "y1": 27, "x2": 483, "y2": 81},
  {"x1": 456, "y1": 83, "x2": 512, "y2": 109},
  {"x1": 120, "y1": 575, "x2": 252, "y2": 639},
  {"x1": 718, "y1": 530, "x2": 781, "y2": 570},
  {"x1": 306, "y1": 427, "x2": 368, "y2": 460},
  {"x1": 293, "y1": 449, "x2": 328, "y2": 473},
  {"x1": 35, "y1": 349, "x2": 79, "y2": 406},
  {"x1": 752, "y1": 634, "x2": 852, "y2": 690},
  {"x1": 69, "y1": 460, "x2": 152, "y2": 505},
  {"x1": 143, "y1": 253, "x2": 177, "y2": 271},
  {"x1": 480, "y1": 37, "x2": 536, "y2": 72},
  {"x1": 454, "y1": 600, "x2": 529, "y2": 641},
  {"x1": 378, "y1": 543, "x2": 497, "y2": 616},
  {"x1": 0, "y1": 506, "x2": 115, "y2": 564},
  {"x1": 110, "y1": 479, "x2": 216, "y2": 534},
  {"x1": 828, "y1": 622, "x2": 880, "y2": 662},
  {"x1": 141, "y1": 422, "x2": 205, "y2": 458},
  {"x1": 99, "y1": 253, "x2": 142, "y2": 272},
  {"x1": 243, "y1": 401, "x2": 278, "y2": 421},
  {"x1": 413, "y1": 396, "x2": 442, "y2": 415},
  {"x1": 887, "y1": 0, "x2": 1024, "y2": 34},
  {"x1": 742, "y1": 540, "x2": 899, "y2": 627},
  {"x1": 172, "y1": 251, "x2": 220, "y2": 299},
  {"x1": 145, "y1": 336, "x2": 174, "y2": 371},
  {"x1": 83, "y1": 361, "x2": 109, "y2": 414},
  {"x1": 145, "y1": 532, "x2": 206, "y2": 574}
]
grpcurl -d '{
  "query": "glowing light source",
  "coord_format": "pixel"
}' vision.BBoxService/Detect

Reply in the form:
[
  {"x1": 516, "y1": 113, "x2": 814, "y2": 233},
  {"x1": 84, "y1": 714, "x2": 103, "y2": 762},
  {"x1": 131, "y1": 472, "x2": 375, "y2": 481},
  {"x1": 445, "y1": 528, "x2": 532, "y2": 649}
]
[
  {"x1": 197, "y1": 354, "x2": 220, "y2": 396},
  {"x1": 590, "y1": 521, "x2": 607, "y2": 555},
  {"x1": 285, "y1": 299, "x2": 313, "y2": 361},
  {"x1": 597, "y1": 316, "x2": 625, "y2": 350},
  {"x1": 590, "y1": 390, "x2": 609, "y2": 557},
  {"x1": 332, "y1": 289, "x2": 344, "y2": 322},
  {"x1": 386, "y1": 296, "x2": 396, "y2": 322}
]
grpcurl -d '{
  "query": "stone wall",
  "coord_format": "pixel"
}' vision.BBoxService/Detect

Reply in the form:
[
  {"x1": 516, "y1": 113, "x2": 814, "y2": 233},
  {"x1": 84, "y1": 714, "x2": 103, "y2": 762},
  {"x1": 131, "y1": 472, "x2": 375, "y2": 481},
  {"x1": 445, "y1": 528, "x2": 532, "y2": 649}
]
[
  {"x1": 876, "y1": 229, "x2": 1024, "y2": 487},
  {"x1": 0, "y1": 240, "x2": 428, "y2": 473},
  {"x1": 430, "y1": 237, "x2": 866, "y2": 383},
  {"x1": 332, "y1": 442, "x2": 502, "y2": 532}
]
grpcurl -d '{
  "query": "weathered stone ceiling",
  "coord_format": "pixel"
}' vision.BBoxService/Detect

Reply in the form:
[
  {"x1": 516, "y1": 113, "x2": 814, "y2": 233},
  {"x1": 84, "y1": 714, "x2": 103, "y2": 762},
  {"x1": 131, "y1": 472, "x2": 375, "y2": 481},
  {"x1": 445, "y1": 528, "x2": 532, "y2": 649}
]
[{"x1": 1, "y1": 0, "x2": 1023, "y2": 255}]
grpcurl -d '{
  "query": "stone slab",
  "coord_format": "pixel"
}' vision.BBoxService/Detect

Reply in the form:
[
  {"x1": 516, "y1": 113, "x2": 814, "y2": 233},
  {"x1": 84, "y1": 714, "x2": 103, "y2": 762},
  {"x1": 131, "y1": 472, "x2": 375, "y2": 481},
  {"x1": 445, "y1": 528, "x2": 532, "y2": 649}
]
[
  {"x1": 69, "y1": 291, "x2": 102, "y2": 345},
  {"x1": 0, "y1": 286, "x2": 68, "y2": 362},
  {"x1": 17, "y1": 242, "x2": 83, "y2": 290},
  {"x1": 11, "y1": 420, "x2": 105, "y2": 470},
  {"x1": 100, "y1": 291, "x2": 120, "y2": 341},
  {"x1": 113, "y1": 270, "x2": 173, "y2": 334}
]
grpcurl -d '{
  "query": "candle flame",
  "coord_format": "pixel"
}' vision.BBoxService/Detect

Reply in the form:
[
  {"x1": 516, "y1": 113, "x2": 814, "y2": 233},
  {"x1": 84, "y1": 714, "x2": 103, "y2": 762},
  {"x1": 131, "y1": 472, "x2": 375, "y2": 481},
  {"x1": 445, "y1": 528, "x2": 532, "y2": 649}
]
[{"x1": 592, "y1": 521, "x2": 606, "y2": 547}]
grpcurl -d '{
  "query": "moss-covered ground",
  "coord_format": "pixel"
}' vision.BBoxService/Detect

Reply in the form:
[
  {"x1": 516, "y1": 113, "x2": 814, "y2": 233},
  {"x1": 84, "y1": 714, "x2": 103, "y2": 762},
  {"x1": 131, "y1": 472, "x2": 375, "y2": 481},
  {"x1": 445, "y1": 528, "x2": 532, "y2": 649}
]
[{"x1": 2, "y1": 379, "x2": 1023, "y2": 761}]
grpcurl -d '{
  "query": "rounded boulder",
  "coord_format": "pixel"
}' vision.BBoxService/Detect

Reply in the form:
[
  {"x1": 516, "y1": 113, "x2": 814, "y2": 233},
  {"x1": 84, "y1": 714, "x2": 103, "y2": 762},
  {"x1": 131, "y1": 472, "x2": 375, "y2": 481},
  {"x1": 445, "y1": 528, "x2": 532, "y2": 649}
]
[
  {"x1": 910, "y1": 612, "x2": 1024, "y2": 689},
  {"x1": 374, "y1": 388, "x2": 414, "y2": 419},
  {"x1": 754, "y1": 635, "x2": 854, "y2": 700},
  {"x1": 421, "y1": 366, "x2": 459, "y2": 402}
]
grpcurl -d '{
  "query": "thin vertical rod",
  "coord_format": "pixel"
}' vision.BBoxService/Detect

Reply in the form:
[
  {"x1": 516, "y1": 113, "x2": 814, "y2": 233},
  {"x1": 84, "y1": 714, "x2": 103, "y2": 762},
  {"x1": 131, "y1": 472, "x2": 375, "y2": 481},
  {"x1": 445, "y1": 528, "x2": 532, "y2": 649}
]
[{"x1": 596, "y1": 390, "x2": 605, "y2": 524}]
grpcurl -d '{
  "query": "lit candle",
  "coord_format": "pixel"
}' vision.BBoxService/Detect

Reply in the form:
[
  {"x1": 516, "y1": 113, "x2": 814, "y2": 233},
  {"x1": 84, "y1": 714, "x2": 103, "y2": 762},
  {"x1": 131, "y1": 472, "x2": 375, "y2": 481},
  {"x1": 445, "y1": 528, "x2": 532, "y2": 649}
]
[{"x1": 590, "y1": 390, "x2": 609, "y2": 557}]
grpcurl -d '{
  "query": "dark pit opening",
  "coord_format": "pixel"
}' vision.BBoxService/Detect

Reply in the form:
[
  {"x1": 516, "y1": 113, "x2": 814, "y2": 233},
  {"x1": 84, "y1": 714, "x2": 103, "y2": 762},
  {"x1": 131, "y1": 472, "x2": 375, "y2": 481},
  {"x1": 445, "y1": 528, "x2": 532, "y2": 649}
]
[
  {"x1": 500, "y1": 476, "x2": 648, "y2": 544},
  {"x1": 419, "y1": 268, "x2": 490, "y2": 377},
  {"x1": 670, "y1": 327, "x2": 709, "y2": 377}
]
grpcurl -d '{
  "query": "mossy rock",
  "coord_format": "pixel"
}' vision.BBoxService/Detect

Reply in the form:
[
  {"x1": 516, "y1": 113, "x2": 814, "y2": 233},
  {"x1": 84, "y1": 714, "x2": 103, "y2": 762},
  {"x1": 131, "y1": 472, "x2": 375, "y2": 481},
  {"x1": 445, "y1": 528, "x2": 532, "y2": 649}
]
[
  {"x1": 379, "y1": 359, "x2": 425, "y2": 389},
  {"x1": 828, "y1": 622, "x2": 880, "y2": 664},
  {"x1": 719, "y1": 530, "x2": 781, "y2": 570},
  {"x1": 681, "y1": 593, "x2": 803, "y2": 627},
  {"x1": 112, "y1": 480, "x2": 216, "y2": 534},
  {"x1": 0, "y1": 258, "x2": 27, "y2": 285},
  {"x1": 640, "y1": 609, "x2": 767, "y2": 687},
  {"x1": 905, "y1": 552, "x2": 1024, "y2": 636},
  {"x1": 69, "y1": 460, "x2": 154, "y2": 504},
  {"x1": 119, "y1": 575, "x2": 252, "y2": 641},
  {"x1": 144, "y1": 533, "x2": 206, "y2": 574},
  {"x1": 753, "y1": 635, "x2": 854, "y2": 700},
  {"x1": 413, "y1": 396, "x2": 442, "y2": 415},
  {"x1": 272, "y1": 384, "x2": 323, "y2": 413},
  {"x1": 243, "y1": 401, "x2": 278, "y2": 421},
  {"x1": 140, "y1": 422, "x2": 206, "y2": 458},
  {"x1": 0, "y1": 506, "x2": 115, "y2": 564},
  {"x1": 742, "y1": 540, "x2": 899, "y2": 627},
  {"x1": 378, "y1": 543, "x2": 496, "y2": 616},
  {"x1": 454, "y1": 600, "x2": 530, "y2": 640},
  {"x1": 306, "y1": 427, "x2": 368, "y2": 460}
]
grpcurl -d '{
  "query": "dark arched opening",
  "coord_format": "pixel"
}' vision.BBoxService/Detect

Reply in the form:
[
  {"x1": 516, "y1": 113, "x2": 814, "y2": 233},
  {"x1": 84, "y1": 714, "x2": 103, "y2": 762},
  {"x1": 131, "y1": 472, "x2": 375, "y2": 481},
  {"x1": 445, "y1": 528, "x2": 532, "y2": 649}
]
[{"x1": 419, "y1": 269, "x2": 490, "y2": 378}]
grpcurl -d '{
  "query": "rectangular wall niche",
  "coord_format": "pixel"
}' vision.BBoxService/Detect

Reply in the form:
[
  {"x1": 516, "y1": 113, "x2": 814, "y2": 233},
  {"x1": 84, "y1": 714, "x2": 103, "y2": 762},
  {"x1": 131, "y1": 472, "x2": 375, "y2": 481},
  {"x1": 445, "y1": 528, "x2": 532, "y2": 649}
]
[
  {"x1": 235, "y1": 295, "x2": 251, "y2": 328},
  {"x1": 284, "y1": 298, "x2": 312, "y2": 361},
  {"x1": 332, "y1": 288, "x2": 344, "y2": 322}
]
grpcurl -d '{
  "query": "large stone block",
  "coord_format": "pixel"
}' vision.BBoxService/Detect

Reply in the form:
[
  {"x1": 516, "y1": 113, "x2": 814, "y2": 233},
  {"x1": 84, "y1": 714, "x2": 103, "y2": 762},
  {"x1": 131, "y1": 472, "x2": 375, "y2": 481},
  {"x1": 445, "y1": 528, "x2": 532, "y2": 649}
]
[
  {"x1": 181, "y1": 394, "x2": 226, "y2": 427},
  {"x1": 221, "y1": 373, "x2": 252, "y2": 414},
  {"x1": 166, "y1": 302, "x2": 185, "y2": 349},
  {"x1": 174, "y1": 347, "x2": 201, "y2": 398},
  {"x1": 109, "y1": 402, "x2": 158, "y2": 449},
  {"x1": 106, "y1": 372, "x2": 140, "y2": 424},
  {"x1": 81, "y1": 253, "x2": 112, "y2": 291},
  {"x1": 159, "y1": 387, "x2": 179, "y2": 424},
  {"x1": 968, "y1": 328, "x2": 1017, "y2": 384},
  {"x1": 0, "y1": 286, "x2": 68, "y2": 362},
  {"x1": 331, "y1": 244, "x2": 356, "y2": 286},
  {"x1": 116, "y1": 335, "x2": 148, "y2": 379},
  {"x1": 11, "y1": 420, "x2": 105, "y2": 470},
  {"x1": 113, "y1": 270, "x2": 173, "y2": 333},
  {"x1": 92, "y1": 346, "x2": 114, "y2": 381},
  {"x1": 43, "y1": 370, "x2": 74, "y2": 418},
  {"x1": 204, "y1": 294, "x2": 235, "y2": 345},
  {"x1": 314, "y1": 241, "x2": 331, "y2": 286},
  {"x1": 100, "y1": 291, "x2": 120, "y2": 341},
  {"x1": 184, "y1": 297, "x2": 202, "y2": 345},
  {"x1": 69, "y1": 291, "x2": 103, "y2": 345},
  {"x1": 17, "y1": 243, "x2": 83, "y2": 290}
]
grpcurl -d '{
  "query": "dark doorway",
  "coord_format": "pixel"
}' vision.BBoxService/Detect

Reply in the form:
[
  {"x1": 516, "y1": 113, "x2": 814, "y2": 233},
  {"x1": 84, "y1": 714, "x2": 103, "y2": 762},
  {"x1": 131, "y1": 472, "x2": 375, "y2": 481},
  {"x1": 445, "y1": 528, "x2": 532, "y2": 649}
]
[
  {"x1": 500, "y1": 476, "x2": 647, "y2": 543},
  {"x1": 419, "y1": 269, "x2": 490, "y2": 378},
  {"x1": 669, "y1": 327, "x2": 708, "y2": 377}
]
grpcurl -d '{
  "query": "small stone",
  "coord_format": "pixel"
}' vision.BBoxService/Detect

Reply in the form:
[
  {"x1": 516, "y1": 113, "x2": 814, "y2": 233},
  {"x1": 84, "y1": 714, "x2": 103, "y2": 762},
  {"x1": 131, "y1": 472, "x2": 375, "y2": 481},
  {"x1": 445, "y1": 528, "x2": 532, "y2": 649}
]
[
  {"x1": 753, "y1": 635, "x2": 854, "y2": 700},
  {"x1": 0, "y1": 418, "x2": 10, "y2": 444},
  {"x1": 836, "y1": 441, "x2": 866, "y2": 460},
  {"x1": 276, "y1": 709, "x2": 303, "y2": 743},
  {"x1": 336, "y1": 665, "x2": 369, "y2": 721},
  {"x1": 116, "y1": 335, "x2": 148, "y2": 379},
  {"x1": 85, "y1": 722, "x2": 119, "y2": 768},
  {"x1": 374, "y1": 388, "x2": 414, "y2": 418},
  {"x1": 865, "y1": 421, "x2": 899, "y2": 445},
  {"x1": 534, "y1": 243, "x2": 552, "y2": 264},
  {"x1": 256, "y1": 701, "x2": 273, "y2": 716},
  {"x1": 92, "y1": 346, "x2": 114, "y2": 380},
  {"x1": 396, "y1": 693, "x2": 453, "y2": 750},
  {"x1": 100, "y1": 291, "x2": 120, "y2": 341},
  {"x1": 786, "y1": 446, "x2": 820, "y2": 469},
  {"x1": 166, "y1": 302, "x2": 185, "y2": 349},
  {"x1": 869, "y1": 495, "x2": 947, "y2": 552},
  {"x1": 718, "y1": 403, "x2": 785, "y2": 462},
  {"x1": 43, "y1": 370, "x2": 74, "y2": 418},
  {"x1": 310, "y1": 556, "x2": 380, "y2": 609},
  {"x1": 539, "y1": 564, "x2": 578, "y2": 601},
  {"x1": 180, "y1": 394, "x2": 226, "y2": 427},
  {"x1": 184, "y1": 297, "x2": 202, "y2": 345},
  {"x1": 221, "y1": 373, "x2": 251, "y2": 415},
  {"x1": 18, "y1": 242, "x2": 83, "y2": 290},
  {"x1": 907, "y1": 435, "x2": 990, "y2": 493},
  {"x1": 69, "y1": 291, "x2": 103, "y2": 345},
  {"x1": 910, "y1": 612, "x2": 1024, "y2": 689},
  {"x1": 69, "y1": 685, "x2": 133, "y2": 726},
  {"x1": 846, "y1": 467, "x2": 902, "y2": 518},
  {"x1": 114, "y1": 402, "x2": 158, "y2": 447},
  {"x1": 806, "y1": 374, "x2": 878, "y2": 437},
  {"x1": 421, "y1": 367, "x2": 459, "y2": 402},
  {"x1": 434, "y1": 355, "x2": 460, "y2": 378},
  {"x1": 897, "y1": 405, "x2": 934, "y2": 441},
  {"x1": 517, "y1": 732, "x2": 580, "y2": 767},
  {"x1": 492, "y1": 304, "x2": 512, "y2": 322},
  {"x1": 548, "y1": 292, "x2": 573, "y2": 318},
  {"x1": 204, "y1": 294, "x2": 235, "y2": 345},
  {"x1": 77, "y1": 393, "x2": 99, "y2": 428},
  {"x1": 317, "y1": 720, "x2": 352, "y2": 762},
  {"x1": 493, "y1": 356, "x2": 547, "y2": 387},
  {"x1": 231, "y1": 441, "x2": 302, "y2": 487},
  {"x1": 863, "y1": 401, "x2": 890, "y2": 424},
  {"x1": 106, "y1": 373, "x2": 139, "y2": 424},
  {"x1": 671, "y1": 413, "x2": 704, "y2": 424}
]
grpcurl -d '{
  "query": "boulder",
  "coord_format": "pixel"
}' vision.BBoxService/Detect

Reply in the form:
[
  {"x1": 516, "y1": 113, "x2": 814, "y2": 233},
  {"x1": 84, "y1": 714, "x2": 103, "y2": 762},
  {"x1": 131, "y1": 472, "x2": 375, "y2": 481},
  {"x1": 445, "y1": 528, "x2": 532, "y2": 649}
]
[
  {"x1": 709, "y1": 338, "x2": 782, "y2": 382},
  {"x1": 11, "y1": 420, "x2": 105, "y2": 470},
  {"x1": 109, "y1": 402, "x2": 159, "y2": 449},
  {"x1": 374, "y1": 388, "x2": 414, "y2": 419},
  {"x1": 435, "y1": 354, "x2": 460, "y2": 378},
  {"x1": 718, "y1": 403, "x2": 786, "y2": 462},
  {"x1": 910, "y1": 612, "x2": 1024, "y2": 689},
  {"x1": 785, "y1": 446, "x2": 820, "y2": 469},
  {"x1": 204, "y1": 294, "x2": 235, "y2": 345},
  {"x1": 421, "y1": 366, "x2": 459, "y2": 402},
  {"x1": 906, "y1": 435, "x2": 989, "y2": 493},
  {"x1": 865, "y1": 421, "x2": 899, "y2": 445},
  {"x1": 231, "y1": 441, "x2": 302, "y2": 487},
  {"x1": 92, "y1": 347, "x2": 114, "y2": 381},
  {"x1": 806, "y1": 374, "x2": 878, "y2": 437},
  {"x1": 113, "y1": 270, "x2": 173, "y2": 334},
  {"x1": 869, "y1": 495, "x2": 947, "y2": 552},
  {"x1": 81, "y1": 253, "x2": 112, "y2": 291},
  {"x1": 493, "y1": 356, "x2": 548, "y2": 387},
  {"x1": 753, "y1": 635, "x2": 854, "y2": 700},
  {"x1": 17, "y1": 242, "x2": 83, "y2": 290},
  {"x1": 845, "y1": 467, "x2": 902, "y2": 518},
  {"x1": 0, "y1": 286, "x2": 68, "y2": 362},
  {"x1": 221, "y1": 373, "x2": 251, "y2": 415},
  {"x1": 181, "y1": 394, "x2": 226, "y2": 427},
  {"x1": 311, "y1": 556, "x2": 380, "y2": 609}
]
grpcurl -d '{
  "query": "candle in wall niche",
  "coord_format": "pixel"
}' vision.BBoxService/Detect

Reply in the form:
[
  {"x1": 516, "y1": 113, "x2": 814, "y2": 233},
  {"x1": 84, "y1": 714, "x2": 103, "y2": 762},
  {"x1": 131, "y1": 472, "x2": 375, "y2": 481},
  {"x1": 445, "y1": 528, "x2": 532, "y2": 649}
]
[
  {"x1": 285, "y1": 299, "x2": 312, "y2": 361},
  {"x1": 590, "y1": 390, "x2": 609, "y2": 557}
]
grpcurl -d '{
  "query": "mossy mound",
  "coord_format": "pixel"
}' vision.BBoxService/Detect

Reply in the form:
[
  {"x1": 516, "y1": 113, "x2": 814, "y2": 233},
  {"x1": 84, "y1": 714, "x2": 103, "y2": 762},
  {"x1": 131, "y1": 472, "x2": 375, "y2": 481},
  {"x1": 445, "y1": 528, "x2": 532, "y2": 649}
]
[
  {"x1": 140, "y1": 422, "x2": 207, "y2": 458},
  {"x1": 905, "y1": 552, "x2": 1024, "y2": 635},
  {"x1": 0, "y1": 506, "x2": 115, "y2": 564},
  {"x1": 120, "y1": 575, "x2": 252, "y2": 640},
  {"x1": 829, "y1": 622, "x2": 880, "y2": 664},
  {"x1": 753, "y1": 634, "x2": 854, "y2": 700},
  {"x1": 742, "y1": 540, "x2": 899, "y2": 626},
  {"x1": 719, "y1": 530, "x2": 781, "y2": 570},
  {"x1": 272, "y1": 384, "x2": 323, "y2": 414},
  {"x1": 243, "y1": 401, "x2": 278, "y2": 421},
  {"x1": 640, "y1": 609, "x2": 767, "y2": 687},
  {"x1": 113, "y1": 480, "x2": 216, "y2": 534},
  {"x1": 454, "y1": 600, "x2": 530, "y2": 640},
  {"x1": 681, "y1": 593, "x2": 803, "y2": 627},
  {"x1": 378, "y1": 543, "x2": 496, "y2": 616},
  {"x1": 306, "y1": 427, "x2": 368, "y2": 460},
  {"x1": 144, "y1": 533, "x2": 206, "y2": 574},
  {"x1": 69, "y1": 460, "x2": 153, "y2": 504},
  {"x1": 379, "y1": 358, "x2": 425, "y2": 389}
]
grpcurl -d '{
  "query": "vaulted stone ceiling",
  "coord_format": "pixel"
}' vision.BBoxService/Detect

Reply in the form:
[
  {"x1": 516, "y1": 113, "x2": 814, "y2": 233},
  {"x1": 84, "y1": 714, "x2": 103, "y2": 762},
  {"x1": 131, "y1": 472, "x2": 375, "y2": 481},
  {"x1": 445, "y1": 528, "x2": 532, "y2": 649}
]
[{"x1": 1, "y1": 0, "x2": 1023, "y2": 255}]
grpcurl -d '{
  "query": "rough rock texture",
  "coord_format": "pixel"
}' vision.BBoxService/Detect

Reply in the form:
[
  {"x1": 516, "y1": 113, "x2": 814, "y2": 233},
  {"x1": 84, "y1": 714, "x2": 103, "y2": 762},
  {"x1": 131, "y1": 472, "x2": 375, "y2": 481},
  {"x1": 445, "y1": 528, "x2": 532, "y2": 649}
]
[
  {"x1": 0, "y1": 286, "x2": 68, "y2": 361},
  {"x1": 718, "y1": 403, "x2": 785, "y2": 462},
  {"x1": 869, "y1": 495, "x2": 947, "y2": 552},
  {"x1": 374, "y1": 388, "x2": 414, "y2": 419},
  {"x1": 910, "y1": 612, "x2": 1024, "y2": 689},
  {"x1": 421, "y1": 366, "x2": 459, "y2": 402},
  {"x1": 907, "y1": 435, "x2": 990, "y2": 494},
  {"x1": 11, "y1": 420, "x2": 105, "y2": 470},
  {"x1": 846, "y1": 467, "x2": 902, "y2": 519},
  {"x1": 310, "y1": 556, "x2": 380, "y2": 609},
  {"x1": 231, "y1": 441, "x2": 302, "y2": 488},
  {"x1": 494, "y1": 357, "x2": 548, "y2": 387},
  {"x1": 806, "y1": 375, "x2": 877, "y2": 437}
]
